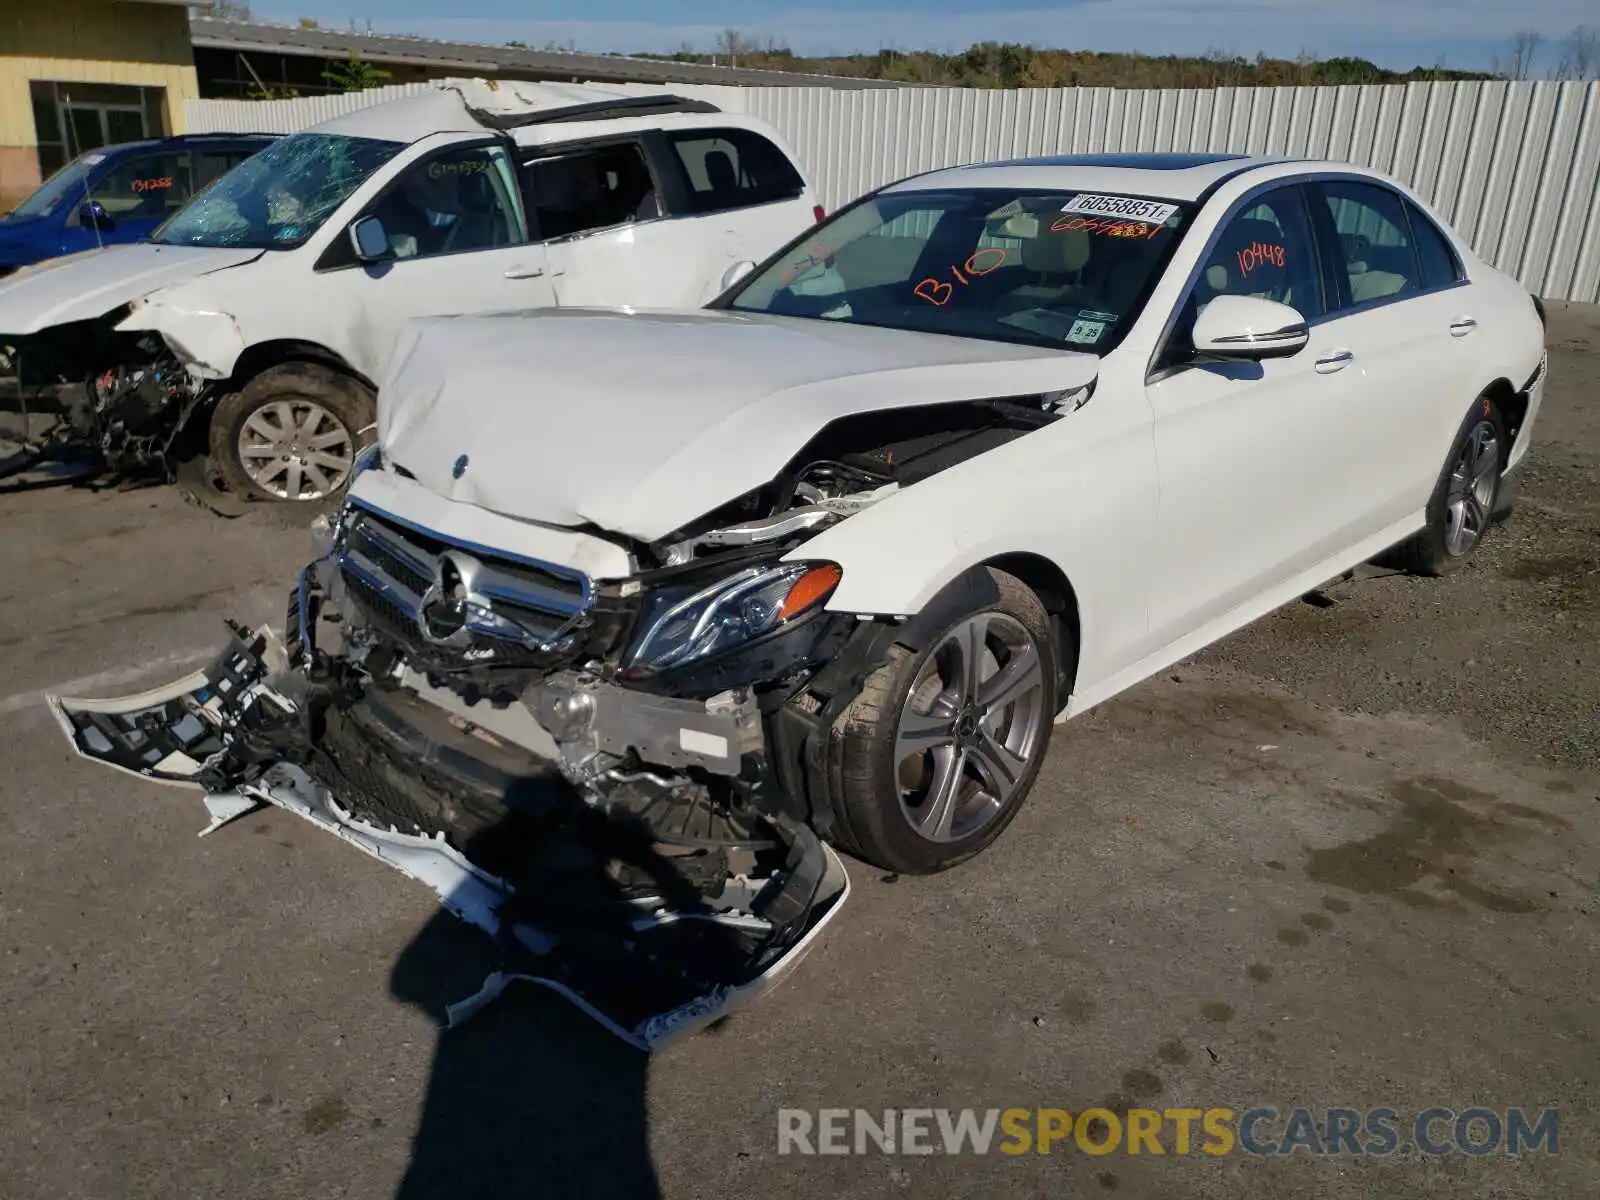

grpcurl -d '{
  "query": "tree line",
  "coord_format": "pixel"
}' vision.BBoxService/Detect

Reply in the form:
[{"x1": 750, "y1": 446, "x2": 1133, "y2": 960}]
[
  {"x1": 661, "y1": 27, "x2": 1599, "y2": 88},
  {"x1": 197, "y1": 6, "x2": 1598, "y2": 92}
]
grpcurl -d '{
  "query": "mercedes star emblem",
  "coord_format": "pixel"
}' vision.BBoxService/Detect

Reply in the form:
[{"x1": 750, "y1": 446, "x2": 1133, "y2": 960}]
[{"x1": 417, "y1": 550, "x2": 487, "y2": 645}]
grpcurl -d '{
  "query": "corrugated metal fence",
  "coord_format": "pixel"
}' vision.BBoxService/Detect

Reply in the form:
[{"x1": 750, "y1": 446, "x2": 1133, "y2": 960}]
[{"x1": 189, "y1": 79, "x2": 1600, "y2": 302}]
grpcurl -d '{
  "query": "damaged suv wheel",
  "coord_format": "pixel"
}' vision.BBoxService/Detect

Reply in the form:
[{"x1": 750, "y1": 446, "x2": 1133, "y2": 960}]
[
  {"x1": 829, "y1": 568, "x2": 1058, "y2": 874},
  {"x1": 210, "y1": 363, "x2": 376, "y2": 503}
]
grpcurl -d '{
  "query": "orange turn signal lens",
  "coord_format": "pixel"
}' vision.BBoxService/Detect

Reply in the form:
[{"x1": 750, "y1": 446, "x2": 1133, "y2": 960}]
[{"x1": 777, "y1": 563, "x2": 843, "y2": 623}]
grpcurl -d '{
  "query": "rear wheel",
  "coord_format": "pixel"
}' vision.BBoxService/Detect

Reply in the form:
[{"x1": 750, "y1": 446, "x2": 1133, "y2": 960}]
[
  {"x1": 828, "y1": 568, "x2": 1059, "y2": 874},
  {"x1": 1391, "y1": 395, "x2": 1507, "y2": 576},
  {"x1": 209, "y1": 363, "x2": 375, "y2": 503}
]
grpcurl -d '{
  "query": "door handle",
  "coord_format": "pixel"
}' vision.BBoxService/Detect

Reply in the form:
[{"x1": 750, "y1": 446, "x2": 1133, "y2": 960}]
[
  {"x1": 1315, "y1": 349, "x2": 1355, "y2": 374},
  {"x1": 1449, "y1": 317, "x2": 1478, "y2": 338},
  {"x1": 503, "y1": 265, "x2": 545, "y2": 279}
]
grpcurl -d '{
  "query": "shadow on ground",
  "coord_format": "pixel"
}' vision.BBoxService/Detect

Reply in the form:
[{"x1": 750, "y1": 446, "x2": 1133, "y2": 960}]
[
  {"x1": 389, "y1": 913, "x2": 662, "y2": 1200},
  {"x1": 383, "y1": 777, "x2": 769, "y2": 1200}
]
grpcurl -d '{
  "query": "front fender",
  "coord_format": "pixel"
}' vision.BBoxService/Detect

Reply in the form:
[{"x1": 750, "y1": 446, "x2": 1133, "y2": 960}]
[
  {"x1": 117, "y1": 299, "x2": 246, "y2": 380},
  {"x1": 785, "y1": 413, "x2": 1160, "y2": 699}
]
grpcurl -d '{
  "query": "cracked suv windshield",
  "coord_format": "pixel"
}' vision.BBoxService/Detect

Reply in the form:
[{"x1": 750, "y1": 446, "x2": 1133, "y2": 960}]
[
  {"x1": 154, "y1": 132, "x2": 403, "y2": 250},
  {"x1": 726, "y1": 188, "x2": 1191, "y2": 351}
]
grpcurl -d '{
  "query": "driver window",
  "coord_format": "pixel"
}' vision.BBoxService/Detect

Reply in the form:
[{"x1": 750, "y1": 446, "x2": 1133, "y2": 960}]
[
  {"x1": 1195, "y1": 188, "x2": 1323, "y2": 319},
  {"x1": 88, "y1": 152, "x2": 193, "y2": 221},
  {"x1": 1158, "y1": 187, "x2": 1321, "y2": 370},
  {"x1": 366, "y1": 144, "x2": 524, "y2": 261}
]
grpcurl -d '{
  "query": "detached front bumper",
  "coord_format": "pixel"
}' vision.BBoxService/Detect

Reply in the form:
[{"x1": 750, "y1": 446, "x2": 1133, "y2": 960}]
[{"x1": 48, "y1": 623, "x2": 849, "y2": 1049}]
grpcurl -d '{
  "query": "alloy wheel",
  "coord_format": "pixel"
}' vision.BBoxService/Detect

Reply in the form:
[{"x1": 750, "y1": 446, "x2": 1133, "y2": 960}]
[
  {"x1": 237, "y1": 399, "x2": 356, "y2": 500},
  {"x1": 1444, "y1": 419, "x2": 1500, "y2": 556},
  {"x1": 893, "y1": 612, "x2": 1049, "y2": 844}
]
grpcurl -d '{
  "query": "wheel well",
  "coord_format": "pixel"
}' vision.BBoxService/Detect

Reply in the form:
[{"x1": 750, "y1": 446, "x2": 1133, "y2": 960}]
[
  {"x1": 982, "y1": 552, "x2": 1081, "y2": 696},
  {"x1": 224, "y1": 340, "x2": 377, "y2": 397},
  {"x1": 1486, "y1": 377, "x2": 1527, "y2": 456}
]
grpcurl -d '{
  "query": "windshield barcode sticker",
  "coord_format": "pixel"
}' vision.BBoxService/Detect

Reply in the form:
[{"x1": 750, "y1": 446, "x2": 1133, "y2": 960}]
[{"x1": 1060, "y1": 194, "x2": 1178, "y2": 225}]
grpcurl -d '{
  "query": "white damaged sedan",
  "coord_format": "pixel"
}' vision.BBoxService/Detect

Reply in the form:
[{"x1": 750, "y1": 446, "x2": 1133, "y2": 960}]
[{"x1": 53, "y1": 153, "x2": 1548, "y2": 1044}]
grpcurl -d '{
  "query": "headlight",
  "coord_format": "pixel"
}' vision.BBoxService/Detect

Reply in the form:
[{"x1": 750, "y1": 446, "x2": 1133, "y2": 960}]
[{"x1": 625, "y1": 561, "x2": 843, "y2": 671}]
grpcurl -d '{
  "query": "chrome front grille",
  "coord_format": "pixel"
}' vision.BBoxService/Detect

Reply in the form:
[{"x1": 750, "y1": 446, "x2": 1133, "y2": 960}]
[{"x1": 337, "y1": 502, "x2": 592, "y2": 655}]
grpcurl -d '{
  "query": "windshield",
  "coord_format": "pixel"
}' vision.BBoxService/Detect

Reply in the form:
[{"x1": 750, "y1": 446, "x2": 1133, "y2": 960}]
[
  {"x1": 154, "y1": 132, "x2": 403, "y2": 250},
  {"x1": 724, "y1": 188, "x2": 1192, "y2": 352},
  {"x1": 4, "y1": 153, "x2": 105, "y2": 221}
]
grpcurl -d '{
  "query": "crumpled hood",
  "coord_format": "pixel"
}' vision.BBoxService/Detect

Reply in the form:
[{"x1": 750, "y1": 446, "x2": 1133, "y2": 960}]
[
  {"x1": 0, "y1": 243, "x2": 263, "y2": 335},
  {"x1": 378, "y1": 308, "x2": 1100, "y2": 542}
]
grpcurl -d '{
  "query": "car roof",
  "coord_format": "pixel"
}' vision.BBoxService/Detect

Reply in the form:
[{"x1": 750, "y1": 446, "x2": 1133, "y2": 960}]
[
  {"x1": 885, "y1": 154, "x2": 1386, "y2": 203},
  {"x1": 312, "y1": 79, "x2": 699, "y2": 142}
]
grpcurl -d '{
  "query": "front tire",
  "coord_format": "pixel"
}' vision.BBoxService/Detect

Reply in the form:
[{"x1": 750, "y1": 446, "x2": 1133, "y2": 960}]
[
  {"x1": 209, "y1": 363, "x2": 375, "y2": 503},
  {"x1": 1391, "y1": 395, "x2": 1507, "y2": 576},
  {"x1": 827, "y1": 568, "x2": 1059, "y2": 874}
]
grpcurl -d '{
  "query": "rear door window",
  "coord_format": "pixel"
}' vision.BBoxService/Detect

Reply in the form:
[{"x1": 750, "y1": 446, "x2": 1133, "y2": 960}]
[
  {"x1": 1316, "y1": 180, "x2": 1422, "y2": 310},
  {"x1": 664, "y1": 128, "x2": 804, "y2": 215},
  {"x1": 523, "y1": 141, "x2": 658, "y2": 240},
  {"x1": 1406, "y1": 202, "x2": 1464, "y2": 289}
]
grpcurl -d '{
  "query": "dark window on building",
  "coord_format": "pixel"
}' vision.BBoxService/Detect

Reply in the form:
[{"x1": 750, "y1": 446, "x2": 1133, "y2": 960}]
[{"x1": 29, "y1": 80, "x2": 166, "y2": 180}]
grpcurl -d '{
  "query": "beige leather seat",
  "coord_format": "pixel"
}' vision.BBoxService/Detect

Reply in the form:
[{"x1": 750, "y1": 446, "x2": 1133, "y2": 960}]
[
  {"x1": 1348, "y1": 259, "x2": 1408, "y2": 303},
  {"x1": 1006, "y1": 225, "x2": 1090, "y2": 303}
]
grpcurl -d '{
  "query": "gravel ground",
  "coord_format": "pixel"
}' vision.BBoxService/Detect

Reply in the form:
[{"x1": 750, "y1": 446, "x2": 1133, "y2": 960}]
[{"x1": 0, "y1": 306, "x2": 1595, "y2": 1199}]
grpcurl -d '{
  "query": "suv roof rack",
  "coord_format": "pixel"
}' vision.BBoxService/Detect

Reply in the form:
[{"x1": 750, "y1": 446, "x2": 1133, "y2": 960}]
[{"x1": 468, "y1": 94, "x2": 721, "y2": 132}]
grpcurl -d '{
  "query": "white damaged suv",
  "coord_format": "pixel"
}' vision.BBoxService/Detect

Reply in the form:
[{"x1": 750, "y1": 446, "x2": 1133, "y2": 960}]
[
  {"x1": 55, "y1": 154, "x2": 1547, "y2": 1044},
  {"x1": 0, "y1": 79, "x2": 816, "y2": 501}
]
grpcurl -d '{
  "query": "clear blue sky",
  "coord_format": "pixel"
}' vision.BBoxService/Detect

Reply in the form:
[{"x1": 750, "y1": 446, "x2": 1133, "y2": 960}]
[{"x1": 259, "y1": 0, "x2": 1595, "y2": 72}]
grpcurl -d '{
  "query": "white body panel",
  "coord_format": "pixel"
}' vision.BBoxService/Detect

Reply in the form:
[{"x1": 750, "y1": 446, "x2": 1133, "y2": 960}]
[{"x1": 354, "y1": 155, "x2": 1546, "y2": 723}]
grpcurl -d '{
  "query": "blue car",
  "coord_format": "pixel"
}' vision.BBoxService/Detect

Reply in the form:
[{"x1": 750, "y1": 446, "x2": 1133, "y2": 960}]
[{"x1": 0, "y1": 133, "x2": 277, "y2": 277}]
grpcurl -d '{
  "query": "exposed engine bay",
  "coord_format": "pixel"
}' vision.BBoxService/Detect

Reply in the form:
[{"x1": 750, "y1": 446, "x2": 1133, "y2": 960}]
[
  {"x1": 49, "y1": 386, "x2": 1076, "y2": 1044},
  {"x1": 1, "y1": 316, "x2": 207, "y2": 489}
]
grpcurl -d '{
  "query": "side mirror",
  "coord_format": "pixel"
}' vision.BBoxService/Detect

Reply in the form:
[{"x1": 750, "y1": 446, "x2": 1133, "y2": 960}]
[
  {"x1": 78, "y1": 200, "x2": 111, "y2": 229},
  {"x1": 1191, "y1": 295, "x2": 1309, "y2": 360},
  {"x1": 720, "y1": 260, "x2": 756, "y2": 291},
  {"x1": 349, "y1": 215, "x2": 391, "y2": 263}
]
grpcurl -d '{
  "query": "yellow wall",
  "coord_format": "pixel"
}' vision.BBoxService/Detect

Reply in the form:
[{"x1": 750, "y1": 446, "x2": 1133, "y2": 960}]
[{"x1": 1, "y1": 0, "x2": 199, "y2": 202}]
